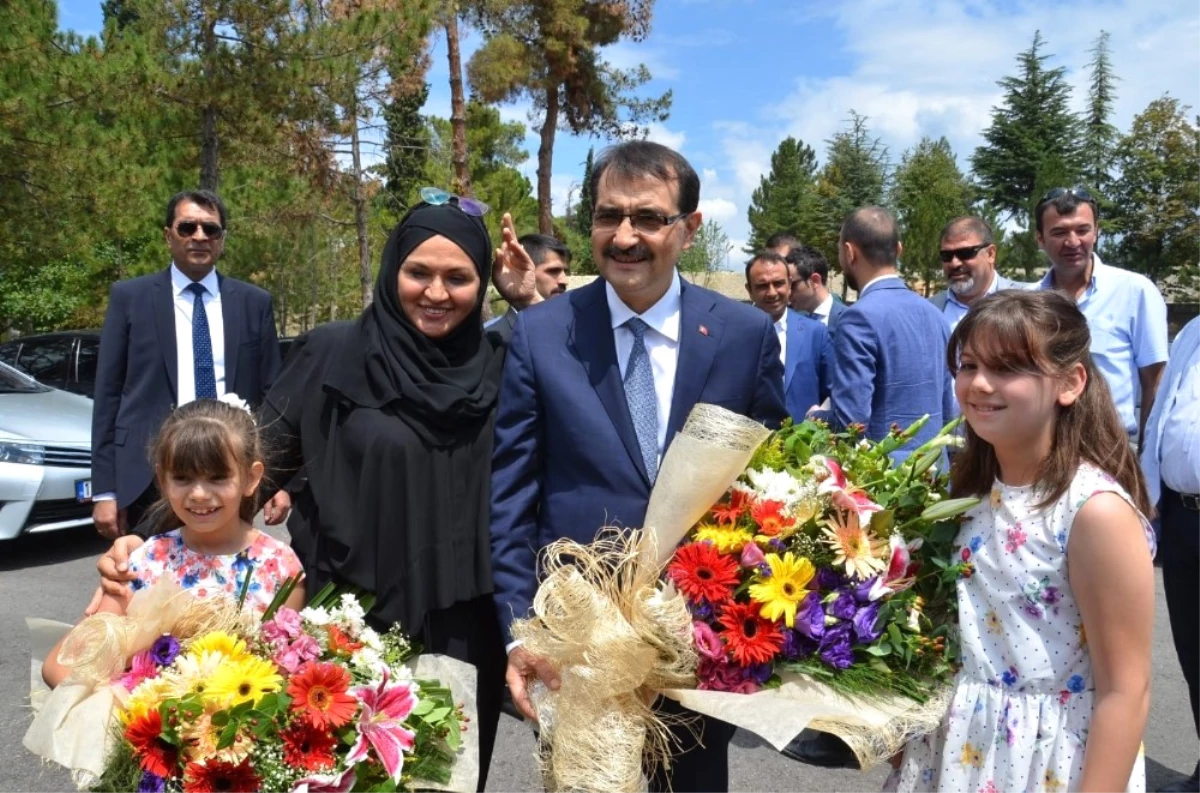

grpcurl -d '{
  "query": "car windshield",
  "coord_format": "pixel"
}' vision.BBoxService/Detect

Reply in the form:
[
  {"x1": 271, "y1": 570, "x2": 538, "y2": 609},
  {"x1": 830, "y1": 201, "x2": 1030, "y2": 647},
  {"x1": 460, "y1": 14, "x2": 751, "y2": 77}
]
[{"x1": 0, "y1": 361, "x2": 50, "y2": 393}]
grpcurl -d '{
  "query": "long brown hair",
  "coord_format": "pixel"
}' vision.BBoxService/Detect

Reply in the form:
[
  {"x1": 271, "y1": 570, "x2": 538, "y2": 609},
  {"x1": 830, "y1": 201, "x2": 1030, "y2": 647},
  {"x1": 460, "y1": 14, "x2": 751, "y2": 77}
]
[
  {"x1": 148, "y1": 399, "x2": 264, "y2": 532},
  {"x1": 947, "y1": 290, "x2": 1152, "y2": 516}
]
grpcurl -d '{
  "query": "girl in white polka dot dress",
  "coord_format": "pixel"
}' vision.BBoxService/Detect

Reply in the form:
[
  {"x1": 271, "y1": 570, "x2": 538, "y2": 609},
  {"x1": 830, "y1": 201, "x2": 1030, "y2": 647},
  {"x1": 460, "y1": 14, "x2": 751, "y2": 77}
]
[{"x1": 890, "y1": 290, "x2": 1157, "y2": 793}]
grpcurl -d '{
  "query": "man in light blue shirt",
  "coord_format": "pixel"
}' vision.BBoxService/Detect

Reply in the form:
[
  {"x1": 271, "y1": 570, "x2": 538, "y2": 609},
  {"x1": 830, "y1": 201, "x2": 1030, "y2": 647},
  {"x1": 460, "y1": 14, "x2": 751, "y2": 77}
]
[
  {"x1": 1140, "y1": 316, "x2": 1199, "y2": 793},
  {"x1": 928, "y1": 216, "x2": 1026, "y2": 329},
  {"x1": 1034, "y1": 188, "x2": 1168, "y2": 445}
]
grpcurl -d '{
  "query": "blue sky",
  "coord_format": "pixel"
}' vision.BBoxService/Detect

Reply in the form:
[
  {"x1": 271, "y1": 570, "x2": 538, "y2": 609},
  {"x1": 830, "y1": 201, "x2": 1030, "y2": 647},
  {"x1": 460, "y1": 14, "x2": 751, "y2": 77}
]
[{"x1": 58, "y1": 0, "x2": 1200, "y2": 266}]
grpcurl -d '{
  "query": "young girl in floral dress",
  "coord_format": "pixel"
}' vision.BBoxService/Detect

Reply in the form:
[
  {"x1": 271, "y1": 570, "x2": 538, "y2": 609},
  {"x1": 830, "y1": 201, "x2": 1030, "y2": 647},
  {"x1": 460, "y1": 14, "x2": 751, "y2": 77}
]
[
  {"x1": 890, "y1": 290, "x2": 1156, "y2": 792},
  {"x1": 43, "y1": 397, "x2": 305, "y2": 686}
]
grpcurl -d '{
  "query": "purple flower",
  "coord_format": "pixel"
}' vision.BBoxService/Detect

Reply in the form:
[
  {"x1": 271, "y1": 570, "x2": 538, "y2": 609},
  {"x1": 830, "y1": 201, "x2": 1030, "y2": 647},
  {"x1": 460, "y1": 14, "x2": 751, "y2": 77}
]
[
  {"x1": 758, "y1": 563, "x2": 772, "y2": 577},
  {"x1": 852, "y1": 603, "x2": 883, "y2": 644},
  {"x1": 138, "y1": 771, "x2": 165, "y2": 793},
  {"x1": 149, "y1": 635, "x2": 180, "y2": 668},
  {"x1": 829, "y1": 589, "x2": 857, "y2": 620},
  {"x1": 1042, "y1": 586, "x2": 1062, "y2": 605},
  {"x1": 740, "y1": 543, "x2": 765, "y2": 568},
  {"x1": 854, "y1": 576, "x2": 878, "y2": 604},
  {"x1": 693, "y1": 621, "x2": 725, "y2": 661},
  {"x1": 816, "y1": 568, "x2": 846, "y2": 592},
  {"x1": 692, "y1": 601, "x2": 715, "y2": 620},
  {"x1": 768, "y1": 538, "x2": 787, "y2": 553},
  {"x1": 748, "y1": 663, "x2": 773, "y2": 685},
  {"x1": 697, "y1": 659, "x2": 761, "y2": 694},
  {"x1": 793, "y1": 592, "x2": 826, "y2": 639},
  {"x1": 781, "y1": 629, "x2": 819, "y2": 661},
  {"x1": 819, "y1": 623, "x2": 854, "y2": 669}
]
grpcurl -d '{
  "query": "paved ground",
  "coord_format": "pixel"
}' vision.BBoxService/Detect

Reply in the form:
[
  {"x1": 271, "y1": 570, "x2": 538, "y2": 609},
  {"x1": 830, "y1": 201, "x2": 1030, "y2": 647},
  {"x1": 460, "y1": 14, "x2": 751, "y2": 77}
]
[{"x1": 1, "y1": 525, "x2": 1194, "y2": 792}]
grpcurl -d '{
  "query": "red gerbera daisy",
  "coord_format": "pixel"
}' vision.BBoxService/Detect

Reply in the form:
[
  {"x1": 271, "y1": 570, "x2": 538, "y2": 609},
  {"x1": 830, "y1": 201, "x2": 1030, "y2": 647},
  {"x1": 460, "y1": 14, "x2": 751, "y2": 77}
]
[
  {"x1": 287, "y1": 661, "x2": 358, "y2": 729},
  {"x1": 281, "y1": 721, "x2": 338, "y2": 771},
  {"x1": 182, "y1": 758, "x2": 260, "y2": 792},
  {"x1": 710, "y1": 489, "x2": 750, "y2": 525},
  {"x1": 717, "y1": 601, "x2": 784, "y2": 666},
  {"x1": 668, "y1": 542, "x2": 741, "y2": 604},
  {"x1": 750, "y1": 499, "x2": 795, "y2": 537},
  {"x1": 124, "y1": 709, "x2": 179, "y2": 778}
]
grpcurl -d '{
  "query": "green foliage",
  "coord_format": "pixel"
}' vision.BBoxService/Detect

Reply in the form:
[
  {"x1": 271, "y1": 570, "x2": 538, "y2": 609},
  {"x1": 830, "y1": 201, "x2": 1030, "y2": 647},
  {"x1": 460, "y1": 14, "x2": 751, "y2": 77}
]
[
  {"x1": 1105, "y1": 96, "x2": 1200, "y2": 292},
  {"x1": 890, "y1": 137, "x2": 975, "y2": 295},
  {"x1": 1082, "y1": 31, "x2": 1119, "y2": 206},
  {"x1": 678, "y1": 219, "x2": 733, "y2": 273},
  {"x1": 745, "y1": 137, "x2": 821, "y2": 254},
  {"x1": 971, "y1": 31, "x2": 1083, "y2": 223},
  {"x1": 381, "y1": 82, "x2": 432, "y2": 212}
]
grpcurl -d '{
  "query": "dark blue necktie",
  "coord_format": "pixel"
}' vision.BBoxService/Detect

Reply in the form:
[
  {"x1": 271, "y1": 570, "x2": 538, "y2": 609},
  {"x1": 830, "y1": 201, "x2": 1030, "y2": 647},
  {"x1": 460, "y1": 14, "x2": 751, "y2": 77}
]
[{"x1": 186, "y1": 282, "x2": 217, "y2": 399}]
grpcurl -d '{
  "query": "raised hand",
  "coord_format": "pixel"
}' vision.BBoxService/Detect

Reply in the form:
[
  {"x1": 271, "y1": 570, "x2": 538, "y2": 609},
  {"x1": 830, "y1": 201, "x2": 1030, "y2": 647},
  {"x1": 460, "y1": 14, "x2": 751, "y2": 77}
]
[{"x1": 491, "y1": 213, "x2": 541, "y2": 310}]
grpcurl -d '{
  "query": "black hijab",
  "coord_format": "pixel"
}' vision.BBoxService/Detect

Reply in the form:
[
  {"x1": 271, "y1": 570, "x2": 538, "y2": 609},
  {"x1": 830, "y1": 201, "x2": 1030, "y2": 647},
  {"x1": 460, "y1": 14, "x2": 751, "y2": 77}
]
[{"x1": 324, "y1": 201, "x2": 503, "y2": 444}]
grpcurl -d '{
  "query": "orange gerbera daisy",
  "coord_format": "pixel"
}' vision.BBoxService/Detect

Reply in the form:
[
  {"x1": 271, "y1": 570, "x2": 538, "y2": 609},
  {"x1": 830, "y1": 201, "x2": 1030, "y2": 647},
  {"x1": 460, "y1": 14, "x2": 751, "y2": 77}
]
[
  {"x1": 326, "y1": 624, "x2": 364, "y2": 658},
  {"x1": 668, "y1": 542, "x2": 741, "y2": 604},
  {"x1": 124, "y1": 708, "x2": 179, "y2": 778},
  {"x1": 821, "y1": 508, "x2": 886, "y2": 580},
  {"x1": 750, "y1": 499, "x2": 796, "y2": 537},
  {"x1": 710, "y1": 489, "x2": 750, "y2": 525},
  {"x1": 287, "y1": 661, "x2": 358, "y2": 730},
  {"x1": 717, "y1": 601, "x2": 784, "y2": 666}
]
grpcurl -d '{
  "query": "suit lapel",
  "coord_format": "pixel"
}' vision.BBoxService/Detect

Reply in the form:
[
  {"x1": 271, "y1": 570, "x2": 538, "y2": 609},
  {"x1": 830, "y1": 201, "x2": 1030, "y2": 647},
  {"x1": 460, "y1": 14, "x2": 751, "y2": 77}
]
[
  {"x1": 153, "y1": 269, "x2": 179, "y2": 400},
  {"x1": 220, "y1": 274, "x2": 242, "y2": 390},
  {"x1": 568, "y1": 281, "x2": 650, "y2": 484},
  {"x1": 667, "y1": 283, "x2": 723, "y2": 445}
]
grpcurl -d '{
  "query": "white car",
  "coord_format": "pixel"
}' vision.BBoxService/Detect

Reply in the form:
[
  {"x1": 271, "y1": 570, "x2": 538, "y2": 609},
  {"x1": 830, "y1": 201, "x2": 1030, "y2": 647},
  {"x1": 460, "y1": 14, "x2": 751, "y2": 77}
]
[{"x1": 0, "y1": 361, "x2": 94, "y2": 540}]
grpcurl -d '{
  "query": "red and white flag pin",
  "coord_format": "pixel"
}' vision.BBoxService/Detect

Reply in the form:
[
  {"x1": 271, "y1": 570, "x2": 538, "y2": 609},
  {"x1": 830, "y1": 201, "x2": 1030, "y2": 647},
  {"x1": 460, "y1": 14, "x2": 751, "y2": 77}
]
[{"x1": 698, "y1": 324, "x2": 709, "y2": 336}]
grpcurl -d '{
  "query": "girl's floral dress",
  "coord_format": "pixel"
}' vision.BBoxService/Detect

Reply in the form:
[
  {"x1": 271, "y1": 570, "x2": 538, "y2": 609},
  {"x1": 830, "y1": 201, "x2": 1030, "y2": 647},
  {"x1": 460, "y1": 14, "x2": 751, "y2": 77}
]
[
  {"x1": 127, "y1": 529, "x2": 303, "y2": 614},
  {"x1": 892, "y1": 464, "x2": 1156, "y2": 793}
]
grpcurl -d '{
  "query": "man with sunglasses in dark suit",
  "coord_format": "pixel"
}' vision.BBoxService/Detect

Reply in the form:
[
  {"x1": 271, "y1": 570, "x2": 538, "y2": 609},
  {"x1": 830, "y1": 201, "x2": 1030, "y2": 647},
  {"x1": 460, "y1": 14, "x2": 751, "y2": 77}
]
[
  {"x1": 90, "y1": 190, "x2": 282, "y2": 538},
  {"x1": 929, "y1": 216, "x2": 1027, "y2": 330}
]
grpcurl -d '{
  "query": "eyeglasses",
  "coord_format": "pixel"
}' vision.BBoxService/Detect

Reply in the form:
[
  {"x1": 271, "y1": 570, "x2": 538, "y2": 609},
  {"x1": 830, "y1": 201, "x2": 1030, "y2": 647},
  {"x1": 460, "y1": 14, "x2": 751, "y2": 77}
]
[
  {"x1": 174, "y1": 221, "x2": 225, "y2": 239},
  {"x1": 938, "y1": 243, "x2": 991, "y2": 264},
  {"x1": 1039, "y1": 186, "x2": 1094, "y2": 204},
  {"x1": 420, "y1": 186, "x2": 490, "y2": 217},
  {"x1": 592, "y1": 209, "x2": 691, "y2": 234}
]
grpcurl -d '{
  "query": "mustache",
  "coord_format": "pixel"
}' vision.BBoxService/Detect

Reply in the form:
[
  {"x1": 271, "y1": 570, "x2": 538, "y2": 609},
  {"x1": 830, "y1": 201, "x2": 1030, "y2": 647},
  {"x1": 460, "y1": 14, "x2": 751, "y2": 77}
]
[{"x1": 604, "y1": 244, "x2": 652, "y2": 260}]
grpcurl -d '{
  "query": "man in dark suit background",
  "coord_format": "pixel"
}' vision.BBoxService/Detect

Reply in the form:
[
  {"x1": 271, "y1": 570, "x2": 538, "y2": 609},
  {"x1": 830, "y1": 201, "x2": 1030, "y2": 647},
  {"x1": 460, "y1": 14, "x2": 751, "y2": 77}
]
[
  {"x1": 90, "y1": 190, "x2": 282, "y2": 538},
  {"x1": 810, "y1": 207, "x2": 956, "y2": 454},
  {"x1": 744, "y1": 250, "x2": 831, "y2": 423},
  {"x1": 786, "y1": 244, "x2": 849, "y2": 337},
  {"x1": 485, "y1": 232, "x2": 571, "y2": 342},
  {"x1": 490, "y1": 141, "x2": 786, "y2": 792}
]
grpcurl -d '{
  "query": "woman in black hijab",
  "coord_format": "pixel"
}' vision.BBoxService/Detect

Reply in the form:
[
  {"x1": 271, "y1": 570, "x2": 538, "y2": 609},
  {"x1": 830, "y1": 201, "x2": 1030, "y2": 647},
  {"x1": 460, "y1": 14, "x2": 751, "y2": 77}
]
[{"x1": 258, "y1": 200, "x2": 510, "y2": 789}]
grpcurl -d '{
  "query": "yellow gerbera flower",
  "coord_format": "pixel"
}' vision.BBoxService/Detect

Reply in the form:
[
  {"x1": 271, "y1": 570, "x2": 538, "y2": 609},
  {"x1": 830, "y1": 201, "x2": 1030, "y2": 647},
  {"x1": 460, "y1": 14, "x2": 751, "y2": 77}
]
[
  {"x1": 123, "y1": 675, "x2": 174, "y2": 723},
  {"x1": 748, "y1": 552, "x2": 816, "y2": 627},
  {"x1": 204, "y1": 656, "x2": 282, "y2": 707},
  {"x1": 187, "y1": 631, "x2": 250, "y2": 662},
  {"x1": 821, "y1": 509, "x2": 887, "y2": 580},
  {"x1": 694, "y1": 523, "x2": 755, "y2": 554},
  {"x1": 161, "y1": 649, "x2": 225, "y2": 699}
]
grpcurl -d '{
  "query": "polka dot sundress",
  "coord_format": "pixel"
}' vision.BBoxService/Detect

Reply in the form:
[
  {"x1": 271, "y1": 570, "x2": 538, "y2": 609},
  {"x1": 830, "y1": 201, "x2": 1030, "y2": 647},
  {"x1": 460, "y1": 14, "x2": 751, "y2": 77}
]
[{"x1": 892, "y1": 463, "x2": 1156, "y2": 793}]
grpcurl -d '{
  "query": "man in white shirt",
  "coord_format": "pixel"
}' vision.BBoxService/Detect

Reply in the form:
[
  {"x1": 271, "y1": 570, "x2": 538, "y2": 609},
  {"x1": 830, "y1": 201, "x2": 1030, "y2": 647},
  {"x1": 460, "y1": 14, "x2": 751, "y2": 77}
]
[
  {"x1": 90, "y1": 190, "x2": 281, "y2": 538},
  {"x1": 1141, "y1": 316, "x2": 1200, "y2": 793}
]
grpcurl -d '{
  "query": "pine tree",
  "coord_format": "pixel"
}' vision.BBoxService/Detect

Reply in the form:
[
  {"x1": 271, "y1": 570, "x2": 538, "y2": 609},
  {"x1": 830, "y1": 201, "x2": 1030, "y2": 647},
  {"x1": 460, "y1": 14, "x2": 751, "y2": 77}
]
[
  {"x1": 971, "y1": 31, "x2": 1083, "y2": 223},
  {"x1": 381, "y1": 82, "x2": 432, "y2": 212},
  {"x1": 745, "y1": 137, "x2": 820, "y2": 253},
  {"x1": 1082, "y1": 31, "x2": 1119, "y2": 201}
]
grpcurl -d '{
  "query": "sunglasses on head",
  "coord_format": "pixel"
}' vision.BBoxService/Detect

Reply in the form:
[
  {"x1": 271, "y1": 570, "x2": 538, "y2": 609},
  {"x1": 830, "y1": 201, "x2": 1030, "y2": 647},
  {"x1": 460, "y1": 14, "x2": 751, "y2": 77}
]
[
  {"x1": 420, "y1": 186, "x2": 490, "y2": 217},
  {"x1": 939, "y1": 243, "x2": 991, "y2": 264},
  {"x1": 174, "y1": 221, "x2": 225, "y2": 239},
  {"x1": 1039, "y1": 186, "x2": 1094, "y2": 203}
]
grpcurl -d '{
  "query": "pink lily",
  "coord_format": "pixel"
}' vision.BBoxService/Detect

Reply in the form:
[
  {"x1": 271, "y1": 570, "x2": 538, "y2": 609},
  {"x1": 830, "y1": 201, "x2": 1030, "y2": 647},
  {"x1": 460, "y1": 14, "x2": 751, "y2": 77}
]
[
  {"x1": 292, "y1": 769, "x2": 356, "y2": 793},
  {"x1": 345, "y1": 669, "x2": 418, "y2": 783},
  {"x1": 868, "y1": 534, "x2": 924, "y2": 600},
  {"x1": 813, "y1": 456, "x2": 883, "y2": 519}
]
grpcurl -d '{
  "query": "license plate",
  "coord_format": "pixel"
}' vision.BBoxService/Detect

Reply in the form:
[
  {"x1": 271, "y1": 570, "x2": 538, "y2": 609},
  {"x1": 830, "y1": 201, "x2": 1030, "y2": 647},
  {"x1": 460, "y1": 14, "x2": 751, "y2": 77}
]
[{"x1": 75, "y1": 479, "x2": 92, "y2": 502}]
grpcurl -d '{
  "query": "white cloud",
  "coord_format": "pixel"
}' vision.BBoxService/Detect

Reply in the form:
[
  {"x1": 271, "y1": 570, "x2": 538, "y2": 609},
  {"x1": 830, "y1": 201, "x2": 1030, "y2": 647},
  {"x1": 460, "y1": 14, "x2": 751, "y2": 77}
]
[
  {"x1": 698, "y1": 197, "x2": 738, "y2": 223},
  {"x1": 645, "y1": 123, "x2": 687, "y2": 151},
  {"x1": 602, "y1": 41, "x2": 681, "y2": 81}
]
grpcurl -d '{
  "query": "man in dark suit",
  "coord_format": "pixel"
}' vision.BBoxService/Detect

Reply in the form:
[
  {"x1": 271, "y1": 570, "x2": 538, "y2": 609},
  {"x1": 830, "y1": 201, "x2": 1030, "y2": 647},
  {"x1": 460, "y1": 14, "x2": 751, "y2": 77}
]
[
  {"x1": 810, "y1": 207, "x2": 956, "y2": 454},
  {"x1": 744, "y1": 250, "x2": 831, "y2": 422},
  {"x1": 786, "y1": 244, "x2": 849, "y2": 337},
  {"x1": 490, "y1": 141, "x2": 786, "y2": 792},
  {"x1": 485, "y1": 232, "x2": 571, "y2": 342},
  {"x1": 90, "y1": 190, "x2": 282, "y2": 538}
]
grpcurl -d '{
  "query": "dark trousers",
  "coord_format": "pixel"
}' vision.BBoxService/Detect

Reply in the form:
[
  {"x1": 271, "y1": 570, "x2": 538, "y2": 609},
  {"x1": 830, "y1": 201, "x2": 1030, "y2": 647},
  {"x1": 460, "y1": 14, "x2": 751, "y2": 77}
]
[
  {"x1": 125, "y1": 482, "x2": 161, "y2": 535},
  {"x1": 417, "y1": 595, "x2": 507, "y2": 793},
  {"x1": 1161, "y1": 484, "x2": 1199, "y2": 740},
  {"x1": 649, "y1": 697, "x2": 736, "y2": 793}
]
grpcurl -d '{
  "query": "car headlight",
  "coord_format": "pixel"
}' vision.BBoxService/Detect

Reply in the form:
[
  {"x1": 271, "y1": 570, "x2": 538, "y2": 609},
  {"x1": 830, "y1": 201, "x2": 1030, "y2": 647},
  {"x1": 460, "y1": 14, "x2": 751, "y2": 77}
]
[{"x1": 0, "y1": 441, "x2": 45, "y2": 465}]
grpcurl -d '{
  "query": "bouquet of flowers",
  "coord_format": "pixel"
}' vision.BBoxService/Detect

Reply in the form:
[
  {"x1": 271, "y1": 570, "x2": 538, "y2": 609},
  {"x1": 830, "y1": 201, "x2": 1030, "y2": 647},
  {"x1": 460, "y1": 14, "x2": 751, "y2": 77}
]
[
  {"x1": 668, "y1": 416, "x2": 976, "y2": 703},
  {"x1": 25, "y1": 583, "x2": 476, "y2": 793}
]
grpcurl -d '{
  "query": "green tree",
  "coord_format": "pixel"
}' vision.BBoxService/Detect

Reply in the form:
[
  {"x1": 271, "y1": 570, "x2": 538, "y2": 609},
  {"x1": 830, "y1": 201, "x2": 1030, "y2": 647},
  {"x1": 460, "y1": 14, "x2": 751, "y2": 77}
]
[
  {"x1": 467, "y1": 0, "x2": 671, "y2": 233},
  {"x1": 971, "y1": 31, "x2": 1083, "y2": 223},
  {"x1": 679, "y1": 219, "x2": 733, "y2": 274},
  {"x1": 1082, "y1": 31, "x2": 1119, "y2": 202},
  {"x1": 569, "y1": 147, "x2": 596, "y2": 273},
  {"x1": 380, "y1": 81, "x2": 431, "y2": 213},
  {"x1": 1106, "y1": 96, "x2": 1200, "y2": 292},
  {"x1": 745, "y1": 136, "x2": 820, "y2": 253},
  {"x1": 890, "y1": 137, "x2": 975, "y2": 295}
]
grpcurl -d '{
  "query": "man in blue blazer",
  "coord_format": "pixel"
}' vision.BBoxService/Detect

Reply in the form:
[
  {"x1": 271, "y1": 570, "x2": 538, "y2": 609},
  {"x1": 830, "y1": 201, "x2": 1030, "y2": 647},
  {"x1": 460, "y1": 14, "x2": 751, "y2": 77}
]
[
  {"x1": 91, "y1": 191, "x2": 281, "y2": 537},
  {"x1": 786, "y1": 243, "x2": 849, "y2": 338},
  {"x1": 490, "y1": 141, "x2": 786, "y2": 792},
  {"x1": 744, "y1": 250, "x2": 831, "y2": 421},
  {"x1": 810, "y1": 207, "x2": 956, "y2": 452}
]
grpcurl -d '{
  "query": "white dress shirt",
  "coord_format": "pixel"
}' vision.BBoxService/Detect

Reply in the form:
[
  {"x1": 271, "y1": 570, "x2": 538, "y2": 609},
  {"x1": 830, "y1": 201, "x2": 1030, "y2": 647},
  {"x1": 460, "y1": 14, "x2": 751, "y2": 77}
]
[
  {"x1": 1141, "y1": 317, "x2": 1200, "y2": 502},
  {"x1": 171, "y1": 263, "x2": 227, "y2": 405},
  {"x1": 859, "y1": 272, "x2": 903, "y2": 293},
  {"x1": 607, "y1": 270, "x2": 682, "y2": 464},
  {"x1": 774, "y1": 311, "x2": 788, "y2": 366},
  {"x1": 811, "y1": 294, "x2": 834, "y2": 326}
]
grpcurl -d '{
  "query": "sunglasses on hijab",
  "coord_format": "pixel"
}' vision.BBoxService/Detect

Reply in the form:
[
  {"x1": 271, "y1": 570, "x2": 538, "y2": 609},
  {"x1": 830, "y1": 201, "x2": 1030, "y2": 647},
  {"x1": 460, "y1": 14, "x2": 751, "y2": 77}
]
[{"x1": 419, "y1": 187, "x2": 490, "y2": 218}]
